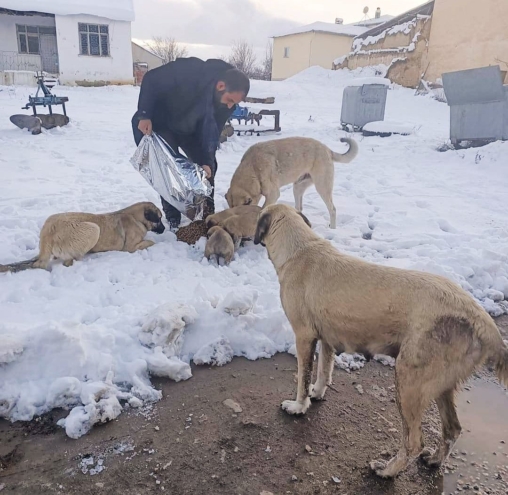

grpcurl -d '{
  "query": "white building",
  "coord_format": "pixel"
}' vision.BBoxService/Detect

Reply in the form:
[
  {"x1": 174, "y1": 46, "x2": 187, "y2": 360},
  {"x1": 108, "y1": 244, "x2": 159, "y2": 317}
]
[{"x1": 0, "y1": 0, "x2": 134, "y2": 86}]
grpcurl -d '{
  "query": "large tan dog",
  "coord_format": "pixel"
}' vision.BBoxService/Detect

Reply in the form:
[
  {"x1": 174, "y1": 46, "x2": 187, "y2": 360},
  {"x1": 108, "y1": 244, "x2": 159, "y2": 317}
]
[
  {"x1": 254, "y1": 204, "x2": 508, "y2": 479},
  {"x1": 225, "y1": 137, "x2": 358, "y2": 229},
  {"x1": 0, "y1": 202, "x2": 165, "y2": 272}
]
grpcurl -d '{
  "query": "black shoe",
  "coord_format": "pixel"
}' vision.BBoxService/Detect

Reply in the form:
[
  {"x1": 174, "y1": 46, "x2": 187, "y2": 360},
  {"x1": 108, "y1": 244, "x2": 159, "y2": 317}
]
[{"x1": 168, "y1": 217, "x2": 180, "y2": 232}]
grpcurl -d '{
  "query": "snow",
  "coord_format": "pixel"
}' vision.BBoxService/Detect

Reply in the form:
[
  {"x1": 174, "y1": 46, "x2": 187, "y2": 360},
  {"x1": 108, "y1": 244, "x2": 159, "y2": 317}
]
[
  {"x1": 1, "y1": 65, "x2": 508, "y2": 437},
  {"x1": 344, "y1": 77, "x2": 391, "y2": 87},
  {"x1": 274, "y1": 22, "x2": 369, "y2": 39},
  {"x1": 362, "y1": 121, "x2": 416, "y2": 135},
  {"x1": 0, "y1": 0, "x2": 135, "y2": 22}
]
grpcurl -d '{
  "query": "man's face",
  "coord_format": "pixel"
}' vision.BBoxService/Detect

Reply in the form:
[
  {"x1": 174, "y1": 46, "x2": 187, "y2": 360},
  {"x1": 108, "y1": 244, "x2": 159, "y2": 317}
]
[{"x1": 215, "y1": 81, "x2": 245, "y2": 109}]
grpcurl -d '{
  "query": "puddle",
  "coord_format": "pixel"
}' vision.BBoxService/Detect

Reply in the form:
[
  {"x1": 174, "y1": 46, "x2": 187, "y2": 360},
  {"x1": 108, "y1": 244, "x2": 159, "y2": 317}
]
[{"x1": 443, "y1": 378, "x2": 508, "y2": 494}]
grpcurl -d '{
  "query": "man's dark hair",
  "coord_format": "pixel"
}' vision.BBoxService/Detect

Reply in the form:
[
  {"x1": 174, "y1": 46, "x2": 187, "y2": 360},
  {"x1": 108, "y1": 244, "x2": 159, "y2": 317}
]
[{"x1": 220, "y1": 69, "x2": 250, "y2": 95}]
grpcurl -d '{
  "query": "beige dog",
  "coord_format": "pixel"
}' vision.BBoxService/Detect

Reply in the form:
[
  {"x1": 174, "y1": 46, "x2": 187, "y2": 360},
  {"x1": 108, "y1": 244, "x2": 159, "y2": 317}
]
[
  {"x1": 220, "y1": 210, "x2": 261, "y2": 247},
  {"x1": 225, "y1": 137, "x2": 358, "y2": 229},
  {"x1": 205, "y1": 205, "x2": 261, "y2": 230},
  {"x1": 0, "y1": 202, "x2": 165, "y2": 272},
  {"x1": 204, "y1": 226, "x2": 235, "y2": 265},
  {"x1": 254, "y1": 204, "x2": 508, "y2": 479}
]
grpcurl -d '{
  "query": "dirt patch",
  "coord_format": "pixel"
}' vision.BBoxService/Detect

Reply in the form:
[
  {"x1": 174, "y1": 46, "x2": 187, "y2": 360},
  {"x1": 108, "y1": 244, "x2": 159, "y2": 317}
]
[{"x1": 0, "y1": 317, "x2": 506, "y2": 495}]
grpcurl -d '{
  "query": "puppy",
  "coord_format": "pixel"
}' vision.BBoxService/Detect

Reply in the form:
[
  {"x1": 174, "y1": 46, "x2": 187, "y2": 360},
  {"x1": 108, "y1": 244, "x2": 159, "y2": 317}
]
[
  {"x1": 225, "y1": 137, "x2": 358, "y2": 228},
  {"x1": 0, "y1": 202, "x2": 165, "y2": 272},
  {"x1": 254, "y1": 204, "x2": 508, "y2": 479},
  {"x1": 205, "y1": 205, "x2": 261, "y2": 230},
  {"x1": 220, "y1": 209, "x2": 262, "y2": 248},
  {"x1": 204, "y1": 226, "x2": 235, "y2": 265}
]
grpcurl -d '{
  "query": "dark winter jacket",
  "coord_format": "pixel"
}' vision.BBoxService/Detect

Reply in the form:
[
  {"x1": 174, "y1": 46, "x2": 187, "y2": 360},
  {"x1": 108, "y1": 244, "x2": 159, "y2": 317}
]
[{"x1": 133, "y1": 57, "x2": 235, "y2": 166}]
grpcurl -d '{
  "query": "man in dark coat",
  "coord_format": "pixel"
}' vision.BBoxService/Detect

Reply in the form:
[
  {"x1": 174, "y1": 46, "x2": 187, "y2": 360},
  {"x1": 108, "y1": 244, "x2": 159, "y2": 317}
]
[{"x1": 132, "y1": 57, "x2": 250, "y2": 229}]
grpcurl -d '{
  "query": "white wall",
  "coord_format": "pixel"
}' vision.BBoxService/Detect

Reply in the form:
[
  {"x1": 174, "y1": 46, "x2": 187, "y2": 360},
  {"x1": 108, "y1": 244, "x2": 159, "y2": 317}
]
[
  {"x1": 0, "y1": 12, "x2": 55, "y2": 71},
  {"x1": 55, "y1": 14, "x2": 133, "y2": 85}
]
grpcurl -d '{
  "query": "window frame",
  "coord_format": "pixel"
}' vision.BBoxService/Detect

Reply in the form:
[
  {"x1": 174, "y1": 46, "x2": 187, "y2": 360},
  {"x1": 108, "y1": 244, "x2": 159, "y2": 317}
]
[{"x1": 78, "y1": 23, "x2": 110, "y2": 57}]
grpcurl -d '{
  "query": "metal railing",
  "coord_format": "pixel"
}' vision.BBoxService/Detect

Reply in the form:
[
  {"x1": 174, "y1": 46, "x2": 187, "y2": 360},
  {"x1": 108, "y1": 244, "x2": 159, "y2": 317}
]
[{"x1": 0, "y1": 51, "x2": 42, "y2": 72}]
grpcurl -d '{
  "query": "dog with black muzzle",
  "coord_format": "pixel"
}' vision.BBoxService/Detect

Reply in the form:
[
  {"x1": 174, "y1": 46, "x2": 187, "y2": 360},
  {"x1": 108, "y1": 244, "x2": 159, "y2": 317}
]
[
  {"x1": 0, "y1": 202, "x2": 165, "y2": 272},
  {"x1": 254, "y1": 204, "x2": 508, "y2": 479}
]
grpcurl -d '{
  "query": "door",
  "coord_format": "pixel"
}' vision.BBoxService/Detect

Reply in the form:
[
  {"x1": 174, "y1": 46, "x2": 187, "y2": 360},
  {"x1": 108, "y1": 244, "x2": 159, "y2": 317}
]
[{"x1": 40, "y1": 34, "x2": 59, "y2": 74}]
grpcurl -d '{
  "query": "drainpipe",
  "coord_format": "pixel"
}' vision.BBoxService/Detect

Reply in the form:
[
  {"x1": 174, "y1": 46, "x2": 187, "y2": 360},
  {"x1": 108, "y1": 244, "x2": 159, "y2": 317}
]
[{"x1": 309, "y1": 32, "x2": 316, "y2": 68}]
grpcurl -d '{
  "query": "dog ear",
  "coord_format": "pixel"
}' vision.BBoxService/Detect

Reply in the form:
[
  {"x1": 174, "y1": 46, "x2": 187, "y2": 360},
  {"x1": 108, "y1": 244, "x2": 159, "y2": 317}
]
[
  {"x1": 144, "y1": 207, "x2": 160, "y2": 224},
  {"x1": 254, "y1": 212, "x2": 271, "y2": 245},
  {"x1": 297, "y1": 211, "x2": 312, "y2": 228}
]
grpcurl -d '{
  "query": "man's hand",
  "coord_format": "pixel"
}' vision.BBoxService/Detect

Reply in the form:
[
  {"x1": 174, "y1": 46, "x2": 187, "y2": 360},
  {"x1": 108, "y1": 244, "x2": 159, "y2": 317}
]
[
  {"x1": 202, "y1": 165, "x2": 212, "y2": 178},
  {"x1": 138, "y1": 119, "x2": 152, "y2": 135}
]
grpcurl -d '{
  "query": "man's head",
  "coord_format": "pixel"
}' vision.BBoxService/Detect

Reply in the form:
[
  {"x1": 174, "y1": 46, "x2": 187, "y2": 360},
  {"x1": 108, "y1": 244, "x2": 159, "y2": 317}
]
[{"x1": 215, "y1": 69, "x2": 250, "y2": 109}]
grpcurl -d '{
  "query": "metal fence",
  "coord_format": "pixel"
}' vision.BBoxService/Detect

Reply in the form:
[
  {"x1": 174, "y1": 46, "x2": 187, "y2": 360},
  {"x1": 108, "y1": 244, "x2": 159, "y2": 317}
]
[{"x1": 0, "y1": 51, "x2": 42, "y2": 72}]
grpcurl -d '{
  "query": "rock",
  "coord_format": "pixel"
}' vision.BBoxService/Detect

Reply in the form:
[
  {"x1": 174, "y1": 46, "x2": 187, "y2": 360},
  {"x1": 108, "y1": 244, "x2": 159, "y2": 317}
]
[
  {"x1": 355, "y1": 384, "x2": 364, "y2": 395},
  {"x1": 291, "y1": 475, "x2": 298, "y2": 482},
  {"x1": 332, "y1": 476, "x2": 341, "y2": 484},
  {"x1": 223, "y1": 399, "x2": 242, "y2": 413},
  {"x1": 305, "y1": 445, "x2": 312, "y2": 453}
]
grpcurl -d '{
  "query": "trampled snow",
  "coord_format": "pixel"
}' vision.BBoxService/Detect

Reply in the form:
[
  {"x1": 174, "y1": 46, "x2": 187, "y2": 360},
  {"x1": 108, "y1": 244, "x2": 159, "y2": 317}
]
[{"x1": 1, "y1": 66, "x2": 507, "y2": 437}]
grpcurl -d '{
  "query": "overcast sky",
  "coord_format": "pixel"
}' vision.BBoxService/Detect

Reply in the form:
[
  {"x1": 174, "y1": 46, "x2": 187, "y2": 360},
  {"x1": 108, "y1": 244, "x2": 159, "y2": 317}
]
[{"x1": 132, "y1": 0, "x2": 425, "y2": 59}]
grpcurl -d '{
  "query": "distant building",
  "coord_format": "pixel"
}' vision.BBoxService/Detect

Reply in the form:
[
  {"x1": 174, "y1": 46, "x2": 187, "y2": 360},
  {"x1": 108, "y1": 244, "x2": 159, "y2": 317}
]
[
  {"x1": 271, "y1": 14, "x2": 393, "y2": 80},
  {"x1": 0, "y1": 0, "x2": 134, "y2": 86},
  {"x1": 131, "y1": 41, "x2": 164, "y2": 85},
  {"x1": 335, "y1": 0, "x2": 508, "y2": 88}
]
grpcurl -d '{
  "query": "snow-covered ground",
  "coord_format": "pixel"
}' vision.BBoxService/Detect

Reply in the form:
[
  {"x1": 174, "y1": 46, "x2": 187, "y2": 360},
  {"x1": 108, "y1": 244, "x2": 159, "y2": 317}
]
[{"x1": 1, "y1": 67, "x2": 507, "y2": 438}]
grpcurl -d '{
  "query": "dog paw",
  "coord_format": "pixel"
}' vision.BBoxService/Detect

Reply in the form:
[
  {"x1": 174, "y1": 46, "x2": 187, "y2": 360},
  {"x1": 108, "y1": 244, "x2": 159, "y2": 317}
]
[
  {"x1": 281, "y1": 398, "x2": 310, "y2": 416},
  {"x1": 370, "y1": 459, "x2": 392, "y2": 478},
  {"x1": 420, "y1": 448, "x2": 442, "y2": 468},
  {"x1": 310, "y1": 383, "x2": 327, "y2": 401}
]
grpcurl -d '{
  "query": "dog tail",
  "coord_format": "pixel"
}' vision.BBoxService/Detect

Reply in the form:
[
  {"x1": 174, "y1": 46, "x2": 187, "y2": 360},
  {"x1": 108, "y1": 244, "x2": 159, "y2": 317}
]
[
  {"x1": 0, "y1": 257, "x2": 38, "y2": 273},
  {"x1": 494, "y1": 343, "x2": 508, "y2": 387},
  {"x1": 330, "y1": 138, "x2": 358, "y2": 164}
]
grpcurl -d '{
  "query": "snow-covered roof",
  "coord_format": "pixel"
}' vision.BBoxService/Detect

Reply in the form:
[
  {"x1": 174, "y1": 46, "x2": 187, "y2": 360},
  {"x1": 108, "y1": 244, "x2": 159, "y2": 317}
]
[
  {"x1": 273, "y1": 15, "x2": 393, "y2": 39},
  {"x1": 274, "y1": 22, "x2": 368, "y2": 38},
  {"x1": 353, "y1": 14, "x2": 394, "y2": 27},
  {"x1": 0, "y1": 0, "x2": 135, "y2": 22}
]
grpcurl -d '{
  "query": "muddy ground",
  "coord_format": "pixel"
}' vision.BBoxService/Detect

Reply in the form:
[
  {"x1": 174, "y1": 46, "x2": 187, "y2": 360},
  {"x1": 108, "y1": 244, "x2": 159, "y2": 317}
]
[{"x1": 0, "y1": 318, "x2": 507, "y2": 495}]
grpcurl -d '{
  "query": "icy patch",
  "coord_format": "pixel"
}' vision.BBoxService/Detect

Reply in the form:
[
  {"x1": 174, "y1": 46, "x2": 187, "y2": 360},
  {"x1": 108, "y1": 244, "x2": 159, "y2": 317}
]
[
  {"x1": 193, "y1": 336, "x2": 234, "y2": 367},
  {"x1": 79, "y1": 455, "x2": 105, "y2": 476},
  {"x1": 335, "y1": 353, "x2": 366, "y2": 372}
]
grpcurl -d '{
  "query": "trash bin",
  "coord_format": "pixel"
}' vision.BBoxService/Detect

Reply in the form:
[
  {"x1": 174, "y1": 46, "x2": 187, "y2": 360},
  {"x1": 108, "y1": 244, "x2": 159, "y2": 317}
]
[
  {"x1": 442, "y1": 65, "x2": 508, "y2": 146},
  {"x1": 340, "y1": 82, "x2": 388, "y2": 131}
]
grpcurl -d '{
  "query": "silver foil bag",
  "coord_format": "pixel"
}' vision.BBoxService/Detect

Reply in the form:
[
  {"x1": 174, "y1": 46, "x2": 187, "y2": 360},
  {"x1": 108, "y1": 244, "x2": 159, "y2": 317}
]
[{"x1": 130, "y1": 133, "x2": 212, "y2": 221}]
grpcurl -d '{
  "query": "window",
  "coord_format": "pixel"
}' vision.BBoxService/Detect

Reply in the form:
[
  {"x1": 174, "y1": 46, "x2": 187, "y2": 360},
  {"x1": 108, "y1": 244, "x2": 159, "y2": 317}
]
[
  {"x1": 79, "y1": 23, "x2": 110, "y2": 56},
  {"x1": 17, "y1": 25, "x2": 56, "y2": 54},
  {"x1": 283, "y1": 47, "x2": 290, "y2": 58}
]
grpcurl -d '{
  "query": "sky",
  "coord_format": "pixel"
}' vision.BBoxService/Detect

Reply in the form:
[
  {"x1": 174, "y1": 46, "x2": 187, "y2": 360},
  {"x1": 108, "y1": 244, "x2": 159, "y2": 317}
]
[{"x1": 131, "y1": 0, "x2": 426, "y2": 60}]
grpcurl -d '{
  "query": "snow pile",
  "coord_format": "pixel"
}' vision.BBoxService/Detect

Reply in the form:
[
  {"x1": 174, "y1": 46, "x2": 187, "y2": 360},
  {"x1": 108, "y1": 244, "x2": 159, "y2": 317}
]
[
  {"x1": 335, "y1": 353, "x2": 366, "y2": 372},
  {"x1": 344, "y1": 77, "x2": 391, "y2": 87},
  {"x1": 0, "y1": 0, "x2": 135, "y2": 21},
  {"x1": 1, "y1": 65, "x2": 507, "y2": 437}
]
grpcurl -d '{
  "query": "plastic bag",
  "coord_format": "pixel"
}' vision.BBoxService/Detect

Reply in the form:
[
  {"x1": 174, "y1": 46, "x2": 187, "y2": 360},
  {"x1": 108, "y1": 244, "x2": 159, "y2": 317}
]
[{"x1": 130, "y1": 133, "x2": 212, "y2": 221}]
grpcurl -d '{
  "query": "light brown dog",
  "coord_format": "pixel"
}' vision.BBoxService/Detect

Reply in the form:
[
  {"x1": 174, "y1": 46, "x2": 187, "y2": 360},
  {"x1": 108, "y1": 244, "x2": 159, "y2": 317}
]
[
  {"x1": 205, "y1": 205, "x2": 261, "y2": 230},
  {"x1": 0, "y1": 202, "x2": 165, "y2": 272},
  {"x1": 225, "y1": 137, "x2": 358, "y2": 229},
  {"x1": 220, "y1": 210, "x2": 262, "y2": 247},
  {"x1": 254, "y1": 204, "x2": 508, "y2": 479},
  {"x1": 204, "y1": 226, "x2": 235, "y2": 265}
]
